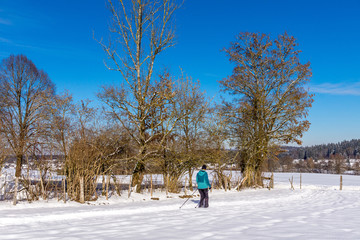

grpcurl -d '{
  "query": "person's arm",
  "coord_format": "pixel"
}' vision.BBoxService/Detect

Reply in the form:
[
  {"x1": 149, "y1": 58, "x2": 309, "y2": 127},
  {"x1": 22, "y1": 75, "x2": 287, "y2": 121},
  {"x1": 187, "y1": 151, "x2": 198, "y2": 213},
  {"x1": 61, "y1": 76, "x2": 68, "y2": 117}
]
[{"x1": 205, "y1": 172, "x2": 211, "y2": 188}]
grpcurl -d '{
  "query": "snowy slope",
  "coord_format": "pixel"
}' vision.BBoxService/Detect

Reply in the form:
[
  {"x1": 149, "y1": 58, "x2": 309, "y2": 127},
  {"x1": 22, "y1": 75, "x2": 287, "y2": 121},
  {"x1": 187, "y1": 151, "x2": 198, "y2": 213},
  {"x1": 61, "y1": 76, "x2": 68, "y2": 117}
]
[{"x1": 0, "y1": 173, "x2": 360, "y2": 239}]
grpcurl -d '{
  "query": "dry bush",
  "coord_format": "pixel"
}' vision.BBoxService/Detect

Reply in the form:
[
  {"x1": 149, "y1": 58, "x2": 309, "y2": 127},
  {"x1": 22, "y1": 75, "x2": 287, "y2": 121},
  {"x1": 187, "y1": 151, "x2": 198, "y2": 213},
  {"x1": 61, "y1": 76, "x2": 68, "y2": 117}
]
[
  {"x1": 212, "y1": 164, "x2": 232, "y2": 190},
  {"x1": 66, "y1": 139, "x2": 102, "y2": 202},
  {"x1": 65, "y1": 125, "x2": 130, "y2": 203}
]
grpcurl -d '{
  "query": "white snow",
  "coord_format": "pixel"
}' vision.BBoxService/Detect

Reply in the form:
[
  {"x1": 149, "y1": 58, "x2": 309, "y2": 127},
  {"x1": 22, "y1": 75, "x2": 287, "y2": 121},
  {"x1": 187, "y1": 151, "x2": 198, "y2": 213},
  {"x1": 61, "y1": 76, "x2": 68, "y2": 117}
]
[{"x1": 1, "y1": 172, "x2": 360, "y2": 239}]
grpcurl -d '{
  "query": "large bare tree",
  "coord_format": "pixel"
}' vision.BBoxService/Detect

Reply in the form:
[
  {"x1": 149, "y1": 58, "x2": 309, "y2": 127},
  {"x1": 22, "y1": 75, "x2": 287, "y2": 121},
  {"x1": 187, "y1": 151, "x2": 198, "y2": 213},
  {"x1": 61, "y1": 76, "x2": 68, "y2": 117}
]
[
  {"x1": 220, "y1": 32, "x2": 314, "y2": 187},
  {"x1": 0, "y1": 54, "x2": 55, "y2": 204},
  {"x1": 97, "y1": 0, "x2": 181, "y2": 193}
]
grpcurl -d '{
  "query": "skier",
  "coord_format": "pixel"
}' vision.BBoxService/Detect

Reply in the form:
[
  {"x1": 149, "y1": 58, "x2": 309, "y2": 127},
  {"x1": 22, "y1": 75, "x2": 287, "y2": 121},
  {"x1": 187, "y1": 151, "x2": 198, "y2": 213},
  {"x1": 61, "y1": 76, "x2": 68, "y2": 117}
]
[{"x1": 196, "y1": 164, "x2": 211, "y2": 208}]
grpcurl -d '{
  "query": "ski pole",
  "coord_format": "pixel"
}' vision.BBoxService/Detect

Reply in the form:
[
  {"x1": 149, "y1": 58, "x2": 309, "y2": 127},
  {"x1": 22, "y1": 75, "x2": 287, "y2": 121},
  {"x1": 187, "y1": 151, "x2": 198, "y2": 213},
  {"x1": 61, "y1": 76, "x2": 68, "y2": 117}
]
[{"x1": 179, "y1": 188, "x2": 198, "y2": 209}]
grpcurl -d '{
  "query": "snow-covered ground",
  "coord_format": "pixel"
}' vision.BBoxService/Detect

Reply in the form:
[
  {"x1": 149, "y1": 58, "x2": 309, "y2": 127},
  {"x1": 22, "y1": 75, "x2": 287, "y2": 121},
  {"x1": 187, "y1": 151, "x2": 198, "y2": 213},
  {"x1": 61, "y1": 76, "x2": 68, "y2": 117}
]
[{"x1": 1, "y1": 173, "x2": 360, "y2": 239}]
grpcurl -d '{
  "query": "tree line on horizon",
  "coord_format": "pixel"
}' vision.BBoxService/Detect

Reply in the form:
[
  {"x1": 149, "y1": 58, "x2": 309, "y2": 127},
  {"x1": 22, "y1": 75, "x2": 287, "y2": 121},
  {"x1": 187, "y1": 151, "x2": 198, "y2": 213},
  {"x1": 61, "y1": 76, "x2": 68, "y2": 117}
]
[
  {"x1": 0, "y1": 0, "x2": 313, "y2": 204},
  {"x1": 259, "y1": 139, "x2": 360, "y2": 174},
  {"x1": 281, "y1": 139, "x2": 360, "y2": 160}
]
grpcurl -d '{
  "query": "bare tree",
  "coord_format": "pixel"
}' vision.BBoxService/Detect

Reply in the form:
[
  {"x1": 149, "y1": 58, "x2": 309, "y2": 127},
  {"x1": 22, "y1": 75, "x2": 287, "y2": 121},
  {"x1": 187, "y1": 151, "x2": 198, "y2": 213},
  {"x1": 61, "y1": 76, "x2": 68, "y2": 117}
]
[
  {"x1": 220, "y1": 32, "x2": 314, "y2": 188},
  {"x1": 129, "y1": 73, "x2": 207, "y2": 194},
  {"x1": 47, "y1": 90, "x2": 74, "y2": 202},
  {"x1": 66, "y1": 100, "x2": 97, "y2": 203},
  {"x1": 49, "y1": 90, "x2": 74, "y2": 163},
  {"x1": 0, "y1": 137, "x2": 10, "y2": 173},
  {"x1": 174, "y1": 74, "x2": 209, "y2": 190},
  {"x1": 332, "y1": 153, "x2": 346, "y2": 174},
  {"x1": 65, "y1": 101, "x2": 128, "y2": 203},
  {"x1": 0, "y1": 54, "x2": 55, "y2": 205},
  {"x1": 202, "y1": 108, "x2": 230, "y2": 189},
  {"x1": 97, "y1": 0, "x2": 182, "y2": 193}
]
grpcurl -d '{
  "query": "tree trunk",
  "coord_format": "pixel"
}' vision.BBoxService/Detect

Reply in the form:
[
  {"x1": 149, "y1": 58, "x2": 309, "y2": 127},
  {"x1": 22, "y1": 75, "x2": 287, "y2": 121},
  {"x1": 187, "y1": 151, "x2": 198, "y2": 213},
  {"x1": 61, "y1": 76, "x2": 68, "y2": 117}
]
[
  {"x1": 132, "y1": 161, "x2": 145, "y2": 193},
  {"x1": 13, "y1": 177, "x2": 19, "y2": 205},
  {"x1": 102, "y1": 174, "x2": 106, "y2": 196},
  {"x1": 39, "y1": 167, "x2": 46, "y2": 200},
  {"x1": 63, "y1": 177, "x2": 66, "y2": 203},
  {"x1": 150, "y1": 174, "x2": 153, "y2": 197},
  {"x1": 128, "y1": 176, "x2": 132, "y2": 198},
  {"x1": 242, "y1": 164, "x2": 263, "y2": 188},
  {"x1": 166, "y1": 174, "x2": 169, "y2": 196},
  {"x1": 79, "y1": 176, "x2": 85, "y2": 203},
  {"x1": 112, "y1": 175, "x2": 121, "y2": 197},
  {"x1": 188, "y1": 167, "x2": 193, "y2": 191},
  {"x1": 106, "y1": 175, "x2": 111, "y2": 200},
  {"x1": 13, "y1": 154, "x2": 22, "y2": 205},
  {"x1": 168, "y1": 175, "x2": 180, "y2": 193}
]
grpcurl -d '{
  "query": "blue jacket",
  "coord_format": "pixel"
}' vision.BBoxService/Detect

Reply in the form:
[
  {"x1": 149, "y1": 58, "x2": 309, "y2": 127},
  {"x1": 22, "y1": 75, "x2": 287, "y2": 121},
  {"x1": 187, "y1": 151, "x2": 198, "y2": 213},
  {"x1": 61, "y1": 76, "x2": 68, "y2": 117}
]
[{"x1": 196, "y1": 170, "x2": 211, "y2": 189}]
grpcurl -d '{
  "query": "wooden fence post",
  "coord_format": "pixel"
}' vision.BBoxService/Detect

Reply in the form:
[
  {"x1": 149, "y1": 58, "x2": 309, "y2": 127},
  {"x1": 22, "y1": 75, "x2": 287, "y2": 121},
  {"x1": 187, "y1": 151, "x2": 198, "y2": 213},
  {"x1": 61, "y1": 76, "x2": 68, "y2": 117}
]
[
  {"x1": 270, "y1": 173, "x2": 274, "y2": 189},
  {"x1": 340, "y1": 175, "x2": 343, "y2": 190},
  {"x1": 289, "y1": 176, "x2": 294, "y2": 190}
]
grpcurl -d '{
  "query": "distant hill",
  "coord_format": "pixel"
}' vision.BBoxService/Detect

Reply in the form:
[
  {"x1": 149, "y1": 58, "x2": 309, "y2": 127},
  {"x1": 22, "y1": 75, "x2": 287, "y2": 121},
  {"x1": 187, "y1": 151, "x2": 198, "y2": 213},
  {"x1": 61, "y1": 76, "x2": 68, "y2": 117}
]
[{"x1": 280, "y1": 139, "x2": 360, "y2": 160}]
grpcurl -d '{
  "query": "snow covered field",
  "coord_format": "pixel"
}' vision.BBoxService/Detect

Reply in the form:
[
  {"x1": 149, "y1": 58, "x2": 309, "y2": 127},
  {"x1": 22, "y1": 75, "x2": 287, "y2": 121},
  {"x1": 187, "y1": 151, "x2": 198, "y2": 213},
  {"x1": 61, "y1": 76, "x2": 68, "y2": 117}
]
[{"x1": 1, "y1": 173, "x2": 360, "y2": 239}]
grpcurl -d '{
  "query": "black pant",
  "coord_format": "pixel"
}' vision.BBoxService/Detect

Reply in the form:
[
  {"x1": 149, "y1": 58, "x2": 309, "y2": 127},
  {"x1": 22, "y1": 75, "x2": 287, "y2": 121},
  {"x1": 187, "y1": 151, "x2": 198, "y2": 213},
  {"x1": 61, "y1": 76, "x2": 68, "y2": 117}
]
[{"x1": 199, "y1": 188, "x2": 209, "y2": 208}]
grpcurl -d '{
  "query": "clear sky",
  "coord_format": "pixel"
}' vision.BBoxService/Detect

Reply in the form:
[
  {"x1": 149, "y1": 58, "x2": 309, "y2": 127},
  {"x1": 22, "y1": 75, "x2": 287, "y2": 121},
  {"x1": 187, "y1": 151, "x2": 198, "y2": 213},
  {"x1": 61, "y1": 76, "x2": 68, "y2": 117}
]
[{"x1": 1, "y1": 0, "x2": 360, "y2": 146}]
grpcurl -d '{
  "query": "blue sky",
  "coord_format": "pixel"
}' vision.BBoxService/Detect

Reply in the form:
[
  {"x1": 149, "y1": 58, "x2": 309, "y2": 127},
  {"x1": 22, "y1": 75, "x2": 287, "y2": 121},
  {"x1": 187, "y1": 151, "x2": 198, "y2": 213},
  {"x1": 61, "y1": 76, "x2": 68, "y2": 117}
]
[{"x1": 1, "y1": 0, "x2": 360, "y2": 146}]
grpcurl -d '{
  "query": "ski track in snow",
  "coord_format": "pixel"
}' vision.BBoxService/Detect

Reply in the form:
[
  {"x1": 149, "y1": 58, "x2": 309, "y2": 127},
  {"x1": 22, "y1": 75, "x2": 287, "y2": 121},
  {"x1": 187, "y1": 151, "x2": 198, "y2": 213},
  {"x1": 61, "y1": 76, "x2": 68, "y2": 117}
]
[{"x1": 1, "y1": 173, "x2": 360, "y2": 239}]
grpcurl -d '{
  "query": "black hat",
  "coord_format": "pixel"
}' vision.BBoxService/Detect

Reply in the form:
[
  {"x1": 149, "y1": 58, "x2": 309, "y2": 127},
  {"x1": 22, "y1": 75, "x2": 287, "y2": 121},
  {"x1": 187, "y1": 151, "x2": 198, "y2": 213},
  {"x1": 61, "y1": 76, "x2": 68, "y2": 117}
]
[{"x1": 201, "y1": 165, "x2": 207, "y2": 170}]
